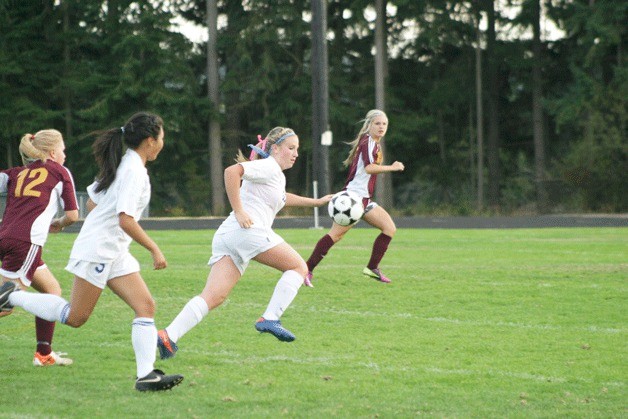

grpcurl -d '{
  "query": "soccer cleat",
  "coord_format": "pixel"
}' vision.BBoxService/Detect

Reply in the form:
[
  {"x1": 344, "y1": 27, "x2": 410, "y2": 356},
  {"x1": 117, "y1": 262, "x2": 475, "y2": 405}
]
[
  {"x1": 0, "y1": 309, "x2": 13, "y2": 318},
  {"x1": 362, "y1": 267, "x2": 391, "y2": 283},
  {"x1": 135, "y1": 369, "x2": 184, "y2": 392},
  {"x1": 157, "y1": 329, "x2": 178, "y2": 360},
  {"x1": 33, "y1": 351, "x2": 74, "y2": 367},
  {"x1": 303, "y1": 271, "x2": 314, "y2": 288},
  {"x1": 255, "y1": 317, "x2": 296, "y2": 342},
  {"x1": 0, "y1": 281, "x2": 17, "y2": 312}
]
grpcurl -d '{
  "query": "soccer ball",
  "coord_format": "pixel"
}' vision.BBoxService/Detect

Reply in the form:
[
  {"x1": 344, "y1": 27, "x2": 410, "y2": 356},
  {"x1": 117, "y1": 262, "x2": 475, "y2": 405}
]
[{"x1": 328, "y1": 191, "x2": 364, "y2": 226}]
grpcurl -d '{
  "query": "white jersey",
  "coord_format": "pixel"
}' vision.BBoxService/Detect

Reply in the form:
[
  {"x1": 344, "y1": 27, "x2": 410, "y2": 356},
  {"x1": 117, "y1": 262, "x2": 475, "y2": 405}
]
[
  {"x1": 218, "y1": 156, "x2": 286, "y2": 233},
  {"x1": 69, "y1": 149, "x2": 151, "y2": 262}
]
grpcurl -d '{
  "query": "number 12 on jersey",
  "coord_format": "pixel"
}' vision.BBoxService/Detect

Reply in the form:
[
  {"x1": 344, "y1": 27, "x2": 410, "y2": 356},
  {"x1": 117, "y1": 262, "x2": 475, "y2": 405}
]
[{"x1": 14, "y1": 168, "x2": 48, "y2": 198}]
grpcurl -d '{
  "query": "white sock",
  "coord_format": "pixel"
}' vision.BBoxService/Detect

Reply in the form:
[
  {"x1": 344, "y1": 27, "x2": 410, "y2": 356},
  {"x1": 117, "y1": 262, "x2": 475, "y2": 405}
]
[
  {"x1": 262, "y1": 270, "x2": 303, "y2": 321},
  {"x1": 165, "y1": 296, "x2": 209, "y2": 343},
  {"x1": 132, "y1": 317, "x2": 157, "y2": 379},
  {"x1": 9, "y1": 291, "x2": 69, "y2": 323}
]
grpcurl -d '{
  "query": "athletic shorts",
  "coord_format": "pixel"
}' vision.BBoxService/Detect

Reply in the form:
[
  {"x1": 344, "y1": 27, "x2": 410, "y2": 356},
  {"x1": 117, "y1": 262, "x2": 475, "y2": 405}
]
[
  {"x1": 362, "y1": 198, "x2": 378, "y2": 215},
  {"x1": 209, "y1": 227, "x2": 285, "y2": 274},
  {"x1": 0, "y1": 237, "x2": 44, "y2": 286},
  {"x1": 65, "y1": 252, "x2": 140, "y2": 290}
]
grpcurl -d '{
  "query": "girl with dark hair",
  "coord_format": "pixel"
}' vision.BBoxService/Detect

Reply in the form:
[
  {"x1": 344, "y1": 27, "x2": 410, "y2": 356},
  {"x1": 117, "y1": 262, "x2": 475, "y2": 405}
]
[
  {"x1": 0, "y1": 129, "x2": 79, "y2": 366},
  {"x1": 155, "y1": 127, "x2": 331, "y2": 361},
  {"x1": 0, "y1": 112, "x2": 183, "y2": 392}
]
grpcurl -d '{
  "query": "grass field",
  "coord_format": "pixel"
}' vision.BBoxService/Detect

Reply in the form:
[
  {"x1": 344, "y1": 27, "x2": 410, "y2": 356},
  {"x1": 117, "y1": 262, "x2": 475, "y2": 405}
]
[{"x1": 0, "y1": 227, "x2": 626, "y2": 417}]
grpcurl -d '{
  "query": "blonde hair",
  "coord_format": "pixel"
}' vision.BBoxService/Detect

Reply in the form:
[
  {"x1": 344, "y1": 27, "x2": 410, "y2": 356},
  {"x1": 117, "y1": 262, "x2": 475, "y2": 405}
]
[
  {"x1": 342, "y1": 109, "x2": 387, "y2": 167},
  {"x1": 236, "y1": 126, "x2": 296, "y2": 163},
  {"x1": 19, "y1": 129, "x2": 64, "y2": 165}
]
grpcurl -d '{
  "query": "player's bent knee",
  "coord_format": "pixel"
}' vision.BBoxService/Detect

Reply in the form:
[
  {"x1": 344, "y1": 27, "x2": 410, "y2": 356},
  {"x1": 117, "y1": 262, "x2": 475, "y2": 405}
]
[
  {"x1": 382, "y1": 224, "x2": 397, "y2": 237},
  {"x1": 136, "y1": 298, "x2": 156, "y2": 318},
  {"x1": 65, "y1": 315, "x2": 88, "y2": 328},
  {"x1": 293, "y1": 263, "x2": 308, "y2": 278},
  {"x1": 206, "y1": 292, "x2": 228, "y2": 309},
  {"x1": 329, "y1": 233, "x2": 345, "y2": 242}
]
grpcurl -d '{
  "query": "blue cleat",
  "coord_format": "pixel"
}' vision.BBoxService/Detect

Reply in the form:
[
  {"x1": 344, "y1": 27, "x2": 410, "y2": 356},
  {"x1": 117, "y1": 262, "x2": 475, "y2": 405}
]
[
  {"x1": 255, "y1": 317, "x2": 296, "y2": 342},
  {"x1": 157, "y1": 329, "x2": 178, "y2": 359},
  {"x1": 0, "y1": 281, "x2": 17, "y2": 312}
]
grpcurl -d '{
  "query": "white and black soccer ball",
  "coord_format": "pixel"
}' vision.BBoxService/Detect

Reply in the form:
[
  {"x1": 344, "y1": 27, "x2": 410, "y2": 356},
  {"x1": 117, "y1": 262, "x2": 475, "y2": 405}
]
[{"x1": 328, "y1": 191, "x2": 364, "y2": 226}]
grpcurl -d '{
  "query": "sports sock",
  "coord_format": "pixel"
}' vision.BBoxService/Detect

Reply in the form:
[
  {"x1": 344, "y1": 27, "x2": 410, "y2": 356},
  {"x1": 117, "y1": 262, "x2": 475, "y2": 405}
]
[
  {"x1": 165, "y1": 295, "x2": 209, "y2": 343},
  {"x1": 261, "y1": 270, "x2": 303, "y2": 321},
  {"x1": 9, "y1": 292, "x2": 68, "y2": 323},
  {"x1": 306, "y1": 234, "x2": 335, "y2": 272},
  {"x1": 35, "y1": 317, "x2": 55, "y2": 356},
  {"x1": 367, "y1": 233, "x2": 392, "y2": 270},
  {"x1": 132, "y1": 317, "x2": 157, "y2": 379}
]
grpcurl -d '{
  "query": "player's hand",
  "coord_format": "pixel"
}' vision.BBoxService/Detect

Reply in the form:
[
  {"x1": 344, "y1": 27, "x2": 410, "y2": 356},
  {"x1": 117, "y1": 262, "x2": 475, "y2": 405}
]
[
  {"x1": 391, "y1": 161, "x2": 405, "y2": 171},
  {"x1": 235, "y1": 210, "x2": 254, "y2": 229},
  {"x1": 49, "y1": 219, "x2": 64, "y2": 233},
  {"x1": 318, "y1": 194, "x2": 333, "y2": 205},
  {"x1": 152, "y1": 249, "x2": 167, "y2": 270}
]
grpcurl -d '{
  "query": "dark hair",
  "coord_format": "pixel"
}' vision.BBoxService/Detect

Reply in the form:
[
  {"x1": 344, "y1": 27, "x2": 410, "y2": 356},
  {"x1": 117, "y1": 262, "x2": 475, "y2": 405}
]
[{"x1": 92, "y1": 112, "x2": 163, "y2": 193}]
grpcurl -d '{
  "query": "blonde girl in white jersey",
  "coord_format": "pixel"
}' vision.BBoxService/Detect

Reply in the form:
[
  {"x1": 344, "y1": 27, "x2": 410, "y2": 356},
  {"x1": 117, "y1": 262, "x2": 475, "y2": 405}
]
[{"x1": 156, "y1": 127, "x2": 332, "y2": 359}]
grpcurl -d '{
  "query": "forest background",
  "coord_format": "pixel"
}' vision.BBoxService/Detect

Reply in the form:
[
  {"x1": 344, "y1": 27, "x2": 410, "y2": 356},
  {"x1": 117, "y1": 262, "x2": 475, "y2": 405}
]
[{"x1": 0, "y1": 0, "x2": 625, "y2": 216}]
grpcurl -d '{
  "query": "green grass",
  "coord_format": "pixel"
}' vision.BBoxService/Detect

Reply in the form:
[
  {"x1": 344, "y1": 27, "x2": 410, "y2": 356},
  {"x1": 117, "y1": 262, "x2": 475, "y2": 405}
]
[{"x1": 1, "y1": 227, "x2": 626, "y2": 417}]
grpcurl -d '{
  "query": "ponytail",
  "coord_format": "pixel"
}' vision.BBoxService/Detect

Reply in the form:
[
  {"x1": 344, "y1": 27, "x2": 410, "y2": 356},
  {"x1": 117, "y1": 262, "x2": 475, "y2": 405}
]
[
  {"x1": 92, "y1": 129, "x2": 124, "y2": 193},
  {"x1": 18, "y1": 129, "x2": 63, "y2": 165},
  {"x1": 92, "y1": 111, "x2": 163, "y2": 193},
  {"x1": 235, "y1": 127, "x2": 295, "y2": 163}
]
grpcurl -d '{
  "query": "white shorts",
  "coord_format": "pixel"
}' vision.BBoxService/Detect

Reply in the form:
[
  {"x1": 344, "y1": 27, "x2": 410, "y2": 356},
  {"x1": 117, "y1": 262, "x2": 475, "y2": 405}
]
[
  {"x1": 364, "y1": 200, "x2": 379, "y2": 215},
  {"x1": 1, "y1": 263, "x2": 48, "y2": 288},
  {"x1": 209, "y1": 227, "x2": 285, "y2": 274},
  {"x1": 65, "y1": 252, "x2": 140, "y2": 289}
]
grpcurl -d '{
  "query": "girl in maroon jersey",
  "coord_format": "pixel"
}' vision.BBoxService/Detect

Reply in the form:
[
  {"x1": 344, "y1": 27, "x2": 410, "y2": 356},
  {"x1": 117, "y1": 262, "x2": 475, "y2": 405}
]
[
  {"x1": 0, "y1": 130, "x2": 79, "y2": 365},
  {"x1": 304, "y1": 109, "x2": 404, "y2": 285}
]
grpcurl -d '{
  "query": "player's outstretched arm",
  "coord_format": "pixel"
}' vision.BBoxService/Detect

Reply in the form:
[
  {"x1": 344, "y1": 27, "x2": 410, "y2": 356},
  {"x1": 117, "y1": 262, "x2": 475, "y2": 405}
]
[
  {"x1": 285, "y1": 193, "x2": 332, "y2": 208},
  {"x1": 365, "y1": 161, "x2": 404, "y2": 174}
]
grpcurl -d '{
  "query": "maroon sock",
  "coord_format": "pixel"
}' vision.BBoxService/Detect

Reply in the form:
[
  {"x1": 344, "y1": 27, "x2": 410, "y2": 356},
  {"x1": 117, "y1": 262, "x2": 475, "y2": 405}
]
[
  {"x1": 36, "y1": 317, "x2": 55, "y2": 355},
  {"x1": 306, "y1": 234, "x2": 336, "y2": 272},
  {"x1": 367, "y1": 233, "x2": 392, "y2": 270}
]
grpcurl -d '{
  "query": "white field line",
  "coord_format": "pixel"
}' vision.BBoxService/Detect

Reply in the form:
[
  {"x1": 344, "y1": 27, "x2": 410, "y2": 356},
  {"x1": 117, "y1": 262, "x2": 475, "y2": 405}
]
[{"x1": 233, "y1": 302, "x2": 625, "y2": 334}]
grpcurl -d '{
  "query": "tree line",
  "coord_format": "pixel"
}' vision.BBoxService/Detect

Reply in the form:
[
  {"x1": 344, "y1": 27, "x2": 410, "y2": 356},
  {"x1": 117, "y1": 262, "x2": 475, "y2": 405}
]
[{"x1": 0, "y1": 0, "x2": 625, "y2": 215}]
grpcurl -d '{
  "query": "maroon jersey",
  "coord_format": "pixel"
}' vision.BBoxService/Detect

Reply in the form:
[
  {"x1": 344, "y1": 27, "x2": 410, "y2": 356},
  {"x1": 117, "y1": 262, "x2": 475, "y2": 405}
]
[
  {"x1": 343, "y1": 134, "x2": 381, "y2": 199},
  {"x1": 0, "y1": 160, "x2": 78, "y2": 246}
]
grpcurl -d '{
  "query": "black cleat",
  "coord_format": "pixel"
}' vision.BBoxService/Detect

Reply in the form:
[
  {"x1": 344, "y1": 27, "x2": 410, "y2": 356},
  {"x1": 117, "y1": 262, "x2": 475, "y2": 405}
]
[
  {"x1": 0, "y1": 281, "x2": 17, "y2": 312},
  {"x1": 135, "y1": 369, "x2": 184, "y2": 392}
]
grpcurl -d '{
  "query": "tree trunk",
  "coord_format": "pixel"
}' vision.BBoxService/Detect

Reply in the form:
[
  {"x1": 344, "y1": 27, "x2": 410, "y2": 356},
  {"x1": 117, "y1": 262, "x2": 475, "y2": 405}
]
[
  {"x1": 62, "y1": 0, "x2": 73, "y2": 140},
  {"x1": 532, "y1": 0, "x2": 548, "y2": 212},
  {"x1": 475, "y1": 9, "x2": 485, "y2": 211},
  {"x1": 486, "y1": 0, "x2": 501, "y2": 209},
  {"x1": 374, "y1": 0, "x2": 394, "y2": 208},
  {"x1": 206, "y1": 0, "x2": 225, "y2": 215},
  {"x1": 311, "y1": 0, "x2": 331, "y2": 196}
]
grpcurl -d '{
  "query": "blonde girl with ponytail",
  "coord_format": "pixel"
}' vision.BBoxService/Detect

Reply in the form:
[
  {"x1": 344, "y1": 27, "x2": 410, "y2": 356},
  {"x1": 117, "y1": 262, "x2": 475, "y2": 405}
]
[
  {"x1": 304, "y1": 109, "x2": 405, "y2": 286},
  {"x1": 0, "y1": 128, "x2": 79, "y2": 366},
  {"x1": 156, "y1": 126, "x2": 332, "y2": 355}
]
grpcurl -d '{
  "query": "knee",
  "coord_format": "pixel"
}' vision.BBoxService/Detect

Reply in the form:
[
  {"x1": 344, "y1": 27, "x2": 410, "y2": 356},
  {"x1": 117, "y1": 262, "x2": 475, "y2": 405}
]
[
  {"x1": 328, "y1": 232, "x2": 345, "y2": 243},
  {"x1": 65, "y1": 313, "x2": 88, "y2": 328},
  {"x1": 382, "y1": 224, "x2": 397, "y2": 238},
  {"x1": 293, "y1": 261, "x2": 309, "y2": 278},
  {"x1": 136, "y1": 297, "x2": 156, "y2": 318},
  {"x1": 203, "y1": 292, "x2": 227, "y2": 310}
]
